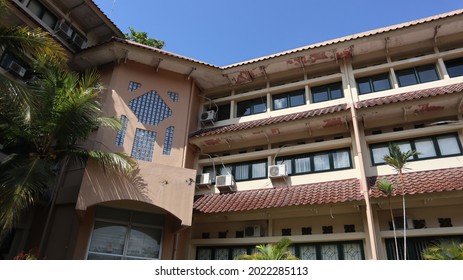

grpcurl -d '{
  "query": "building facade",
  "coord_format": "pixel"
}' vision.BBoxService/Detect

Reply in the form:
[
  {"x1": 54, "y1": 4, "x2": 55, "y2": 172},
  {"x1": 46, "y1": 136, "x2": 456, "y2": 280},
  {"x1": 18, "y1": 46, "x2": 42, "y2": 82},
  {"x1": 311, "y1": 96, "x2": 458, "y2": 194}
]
[{"x1": 1, "y1": 0, "x2": 463, "y2": 260}]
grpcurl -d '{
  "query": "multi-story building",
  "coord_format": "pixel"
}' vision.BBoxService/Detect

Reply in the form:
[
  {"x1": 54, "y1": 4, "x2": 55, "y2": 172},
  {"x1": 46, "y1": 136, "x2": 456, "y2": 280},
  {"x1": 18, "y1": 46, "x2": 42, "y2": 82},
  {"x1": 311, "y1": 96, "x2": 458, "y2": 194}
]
[{"x1": 1, "y1": 0, "x2": 463, "y2": 260}]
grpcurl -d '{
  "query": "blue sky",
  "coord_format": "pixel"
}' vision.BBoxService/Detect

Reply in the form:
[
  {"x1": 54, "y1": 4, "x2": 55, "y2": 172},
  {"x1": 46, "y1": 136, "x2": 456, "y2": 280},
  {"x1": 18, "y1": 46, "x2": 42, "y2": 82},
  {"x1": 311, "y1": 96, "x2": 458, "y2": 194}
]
[{"x1": 93, "y1": 0, "x2": 463, "y2": 66}]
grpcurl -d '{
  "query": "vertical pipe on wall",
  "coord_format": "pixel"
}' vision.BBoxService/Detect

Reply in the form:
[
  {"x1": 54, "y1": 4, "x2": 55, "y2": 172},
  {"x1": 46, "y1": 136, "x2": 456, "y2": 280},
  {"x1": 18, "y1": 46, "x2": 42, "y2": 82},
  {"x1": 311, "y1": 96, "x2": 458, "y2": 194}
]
[{"x1": 343, "y1": 59, "x2": 379, "y2": 259}]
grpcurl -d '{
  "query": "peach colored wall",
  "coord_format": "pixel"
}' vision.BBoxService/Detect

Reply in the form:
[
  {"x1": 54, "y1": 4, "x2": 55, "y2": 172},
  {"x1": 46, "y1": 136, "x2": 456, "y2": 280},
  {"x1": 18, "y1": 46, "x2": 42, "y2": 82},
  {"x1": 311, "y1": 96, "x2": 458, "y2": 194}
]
[{"x1": 75, "y1": 60, "x2": 199, "y2": 226}]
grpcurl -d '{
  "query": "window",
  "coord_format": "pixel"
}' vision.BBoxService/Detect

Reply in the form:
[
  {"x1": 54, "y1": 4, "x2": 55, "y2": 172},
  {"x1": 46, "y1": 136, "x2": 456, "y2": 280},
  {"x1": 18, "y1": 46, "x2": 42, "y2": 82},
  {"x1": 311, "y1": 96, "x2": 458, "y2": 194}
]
[
  {"x1": 128, "y1": 81, "x2": 141, "y2": 92},
  {"x1": 311, "y1": 82, "x2": 343, "y2": 103},
  {"x1": 370, "y1": 133, "x2": 462, "y2": 165},
  {"x1": 444, "y1": 58, "x2": 463, "y2": 78},
  {"x1": 203, "y1": 159, "x2": 267, "y2": 182},
  {"x1": 128, "y1": 90, "x2": 172, "y2": 126},
  {"x1": 356, "y1": 73, "x2": 391, "y2": 94},
  {"x1": 162, "y1": 126, "x2": 174, "y2": 155},
  {"x1": 131, "y1": 128, "x2": 156, "y2": 161},
  {"x1": 26, "y1": 0, "x2": 58, "y2": 29},
  {"x1": 237, "y1": 97, "x2": 267, "y2": 117},
  {"x1": 272, "y1": 89, "x2": 305, "y2": 110},
  {"x1": 213, "y1": 104, "x2": 231, "y2": 121},
  {"x1": 276, "y1": 148, "x2": 352, "y2": 176},
  {"x1": 87, "y1": 207, "x2": 164, "y2": 260},
  {"x1": 395, "y1": 64, "x2": 439, "y2": 87},
  {"x1": 115, "y1": 115, "x2": 128, "y2": 146},
  {"x1": 196, "y1": 241, "x2": 364, "y2": 260}
]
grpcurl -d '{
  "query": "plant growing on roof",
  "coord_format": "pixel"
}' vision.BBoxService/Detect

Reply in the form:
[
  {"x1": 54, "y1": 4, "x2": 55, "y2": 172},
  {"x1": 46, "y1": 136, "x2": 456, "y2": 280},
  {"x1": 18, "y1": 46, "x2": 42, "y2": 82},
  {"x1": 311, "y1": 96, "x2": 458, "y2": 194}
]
[{"x1": 383, "y1": 143, "x2": 419, "y2": 260}]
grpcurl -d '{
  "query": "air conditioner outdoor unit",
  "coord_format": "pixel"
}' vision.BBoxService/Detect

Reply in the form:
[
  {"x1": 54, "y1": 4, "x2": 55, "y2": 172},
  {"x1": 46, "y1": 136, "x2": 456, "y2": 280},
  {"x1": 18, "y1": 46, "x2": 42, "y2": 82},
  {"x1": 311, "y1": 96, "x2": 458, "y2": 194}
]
[
  {"x1": 71, "y1": 33, "x2": 87, "y2": 49},
  {"x1": 7, "y1": 61, "x2": 26, "y2": 77},
  {"x1": 244, "y1": 225, "x2": 262, "y2": 237},
  {"x1": 200, "y1": 110, "x2": 216, "y2": 123},
  {"x1": 55, "y1": 19, "x2": 73, "y2": 38},
  {"x1": 196, "y1": 173, "x2": 212, "y2": 186},
  {"x1": 268, "y1": 164, "x2": 287, "y2": 178},
  {"x1": 215, "y1": 174, "x2": 235, "y2": 193}
]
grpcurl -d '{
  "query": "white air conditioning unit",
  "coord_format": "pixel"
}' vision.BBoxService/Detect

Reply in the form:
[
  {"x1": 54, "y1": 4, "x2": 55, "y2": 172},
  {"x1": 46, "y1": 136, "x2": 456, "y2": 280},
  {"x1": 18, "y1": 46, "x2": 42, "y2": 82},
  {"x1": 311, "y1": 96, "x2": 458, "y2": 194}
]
[
  {"x1": 215, "y1": 174, "x2": 235, "y2": 193},
  {"x1": 7, "y1": 61, "x2": 26, "y2": 77},
  {"x1": 200, "y1": 110, "x2": 216, "y2": 123},
  {"x1": 196, "y1": 173, "x2": 212, "y2": 186},
  {"x1": 71, "y1": 33, "x2": 87, "y2": 49},
  {"x1": 268, "y1": 164, "x2": 287, "y2": 178},
  {"x1": 55, "y1": 19, "x2": 73, "y2": 38},
  {"x1": 244, "y1": 225, "x2": 262, "y2": 237}
]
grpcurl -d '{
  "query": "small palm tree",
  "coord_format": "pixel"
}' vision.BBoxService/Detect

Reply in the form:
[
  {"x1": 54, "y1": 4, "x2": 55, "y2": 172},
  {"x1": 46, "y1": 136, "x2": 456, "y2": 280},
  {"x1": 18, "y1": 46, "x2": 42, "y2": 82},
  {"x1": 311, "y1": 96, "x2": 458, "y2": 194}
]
[
  {"x1": 375, "y1": 178, "x2": 399, "y2": 260},
  {"x1": 235, "y1": 238, "x2": 299, "y2": 260},
  {"x1": 422, "y1": 241, "x2": 463, "y2": 260},
  {"x1": 383, "y1": 143, "x2": 419, "y2": 260}
]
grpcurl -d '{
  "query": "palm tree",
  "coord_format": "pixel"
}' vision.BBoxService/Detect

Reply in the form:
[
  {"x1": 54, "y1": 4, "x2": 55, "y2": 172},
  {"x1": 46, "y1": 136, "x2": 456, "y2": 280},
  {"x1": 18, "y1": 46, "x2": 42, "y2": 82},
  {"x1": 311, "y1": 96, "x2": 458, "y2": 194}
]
[
  {"x1": 375, "y1": 178, "x2": 399, "y2": 260},
  {"x1": 383, "y1": 143, "x2": 419, "y2": 260},
  {"x1": 0, "y1": 65, "x2": 137, "y2": 242},
  {"x1": 422, "y1": 241, "x2": 463, "y2": 260},
  {"x1": 235, "y1": 238, "x2": 299, "y2": 260}
]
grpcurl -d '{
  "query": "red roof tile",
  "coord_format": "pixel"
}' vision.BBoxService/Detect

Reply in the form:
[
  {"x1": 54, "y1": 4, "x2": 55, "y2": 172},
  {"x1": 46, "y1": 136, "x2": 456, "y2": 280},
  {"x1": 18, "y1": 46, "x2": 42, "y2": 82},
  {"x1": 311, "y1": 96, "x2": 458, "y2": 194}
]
[
  {"x1": 193, "y1": 178, "x2": 362, "y2": 214},
  {"x1": 356, "y1": 82, "x2": 463, "y2": 109},
  {"x1": 368, "y1": 167, "x2": 463, "y2": 198},
  {"x1": 191, "y1": 104, "x2": 349, "y2": 138}
]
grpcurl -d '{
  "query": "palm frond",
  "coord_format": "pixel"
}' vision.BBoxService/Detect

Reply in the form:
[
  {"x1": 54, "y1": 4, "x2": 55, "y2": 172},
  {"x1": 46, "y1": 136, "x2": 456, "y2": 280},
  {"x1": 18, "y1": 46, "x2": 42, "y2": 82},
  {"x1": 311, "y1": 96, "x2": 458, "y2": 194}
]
[{"x1": 375, "y1": 178, "x2": 396, "y2": 196}]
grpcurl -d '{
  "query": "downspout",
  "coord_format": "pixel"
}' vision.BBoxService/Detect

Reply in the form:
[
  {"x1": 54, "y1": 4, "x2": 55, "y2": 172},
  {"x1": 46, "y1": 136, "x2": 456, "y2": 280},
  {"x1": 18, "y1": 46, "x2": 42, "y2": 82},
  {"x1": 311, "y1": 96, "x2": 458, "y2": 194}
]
[
  {"x1": 182, "y1": 79, "x2": 195, "y2": 168},
  {"x1": 343, "y1": 59, "x2": 378, "y2": 259}
]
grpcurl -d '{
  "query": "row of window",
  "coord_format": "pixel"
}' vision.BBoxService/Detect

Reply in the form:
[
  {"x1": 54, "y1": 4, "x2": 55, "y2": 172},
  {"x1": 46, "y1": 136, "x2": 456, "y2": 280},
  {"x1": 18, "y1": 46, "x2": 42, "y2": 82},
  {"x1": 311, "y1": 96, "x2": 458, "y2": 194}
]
[
  {"x1": 212, "y1": 58, "x2": 463, "y2": 120},
  {"x1": 200, "y1": 133, "x2": 462, "y2": 182},
  {"x1": 370, "y1": 133, "x2": 462, "y2": 165},
  {"x1": 196, "y1": 241, "x2": 364, "y2": 260},
  {"x1": 202, "y1": 148, "x2": 352, "y2": 182}
]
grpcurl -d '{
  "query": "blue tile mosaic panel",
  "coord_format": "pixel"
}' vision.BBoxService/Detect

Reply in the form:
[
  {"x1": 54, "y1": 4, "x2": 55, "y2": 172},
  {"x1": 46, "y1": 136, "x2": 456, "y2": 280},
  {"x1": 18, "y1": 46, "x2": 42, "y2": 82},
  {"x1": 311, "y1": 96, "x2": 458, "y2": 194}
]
[
  {"x1": 115, "y1": 115, "x2": 128, "y2": 146},
  {"x1": 128, "y1": 91, "x2": 172, "y2": 126},
  {"x1": 131, "y1": 128, "x2": 157, "y2": 161},
  {"x1": 162, "y1": 126, "x2": 175, "y2": 155}
]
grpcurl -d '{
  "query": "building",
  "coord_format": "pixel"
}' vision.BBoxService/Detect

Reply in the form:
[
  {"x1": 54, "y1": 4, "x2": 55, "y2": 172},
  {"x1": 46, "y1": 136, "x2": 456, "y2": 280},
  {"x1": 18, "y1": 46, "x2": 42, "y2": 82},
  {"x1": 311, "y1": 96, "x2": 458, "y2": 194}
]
[{"x1": 1, "y1": 0, "x2": 463, "y2": 260}]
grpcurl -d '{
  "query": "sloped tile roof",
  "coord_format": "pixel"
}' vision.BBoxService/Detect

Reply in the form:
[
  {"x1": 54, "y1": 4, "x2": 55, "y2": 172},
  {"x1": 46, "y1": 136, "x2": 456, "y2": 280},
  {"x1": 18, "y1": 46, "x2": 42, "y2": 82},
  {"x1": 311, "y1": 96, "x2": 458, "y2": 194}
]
[
  {"x1": 368, "y1": 167, "x2": 463, "y2": 197},
  {"x1": 193, "y1": 178, "x2": 362, "y2": 214},
  {"x1": 191, "y1": 104, "x2": 349, "y2": 137},
  {"x1": 356, "y1": 82, "x2": 463, "y2": 109}
]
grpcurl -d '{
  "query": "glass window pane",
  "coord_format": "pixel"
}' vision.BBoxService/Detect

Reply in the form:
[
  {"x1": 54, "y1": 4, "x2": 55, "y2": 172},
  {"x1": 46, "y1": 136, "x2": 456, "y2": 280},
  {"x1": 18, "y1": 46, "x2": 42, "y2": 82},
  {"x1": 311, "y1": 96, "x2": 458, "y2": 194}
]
[
  {"x1": 214, "y1": 248, "x2": 229, "y2": 260},
  {"x1": 321, "y1": 244, "x2": 339, "y2": 260},
  {"x1": 294, "y1": 155, "x2": 311, "y2": 173},
  {"x1": 87, "y1": 253, "x2": 121, "y2": 260},
  {"x1": 253, "y1": 102, "x2": 266, "y2": 114},
  {"x1": 357, "y1": 80, "x2": 372, "y2": 94},
  {"x1": 299, "y1": 245, "x2": 317, "y2": 260},
  {"x1": 126, "y1": 227, "x2": 162, "y2": 259},
  {"x1": 314, "y1": 153, "x2": 330, "y2": 171},
  {"x1": 234, "y1": 164, "x2": 249, "y2": 180},
  {"x1": 437, "y1": 135, "x2": 461, "y2": 155},
  {"x1": 372, "y1": 76, "x2": 391, "y2": 92},
  {"x1": 329, "y1": 86, "x2": 343, "y2": 100},
  {"x1": 232, "y1": 248, "x2": 248, "y2": 260},
  {"x1": 396, "y1": 142, "x2": 412, "y2": 155},
  {"x1": 88, "y1": 221, "x2": 127, "y2": 255},
  {"x1": 252, "y1": 162, "x2": 266, "y2": 178},
  {"x1": 397, "y1": 69, "x2": 418, "y2": 87},
  {"x1": 312, "y1": 89, "x2": 328, "y2": 103},
  {"x1": 333, "y1": 150, "x2": 350, "y2": 169},
  {"x1": 273, "y1": 96, "x2": 288, "y2": 110},
  {"x1": 417, "y1": 66, "x2": 439, "y2": 83},
  {"x1": 197, "y1": 248, "x2": 212, "y2": 260},
  {"x1": 371, "y1": 146, "x2": 389, "y2": 164},
  {"x1": 218, "y1": 165, "x2": 232, "y2": 176},
  {"x1": 446, "y1": 60, "x2": 463, "y2": 78},
  {"x1": 237, "y1": 101, "x2": 251, "y2": 117},
  {"x1": 414, "y1": 138, "x2": 436, "y2": 158},
  {"x1": 289, "y1": 92, "x2": 305, "y2": 107},
  {"x1": 343, "y1": 243, "x2": 362, "y2": 260}
]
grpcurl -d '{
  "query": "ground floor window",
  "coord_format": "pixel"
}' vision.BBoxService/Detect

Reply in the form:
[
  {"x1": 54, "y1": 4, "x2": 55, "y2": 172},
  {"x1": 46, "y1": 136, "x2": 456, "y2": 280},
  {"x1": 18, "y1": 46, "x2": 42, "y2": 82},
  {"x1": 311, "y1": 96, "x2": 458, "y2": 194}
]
[
  {"x1": 86, "y1": 206, "x2": 165, "y2": 260},
  {"x1": 385, "y1": 235, "x2": 463, "y2": 260},
  {"x1": 196, "y1": 240, "x2": 364, "y2": 260}
]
